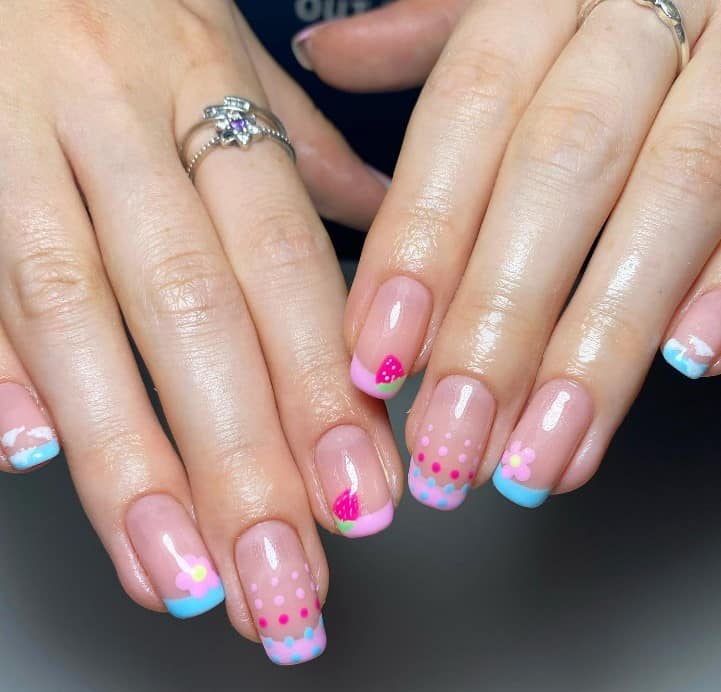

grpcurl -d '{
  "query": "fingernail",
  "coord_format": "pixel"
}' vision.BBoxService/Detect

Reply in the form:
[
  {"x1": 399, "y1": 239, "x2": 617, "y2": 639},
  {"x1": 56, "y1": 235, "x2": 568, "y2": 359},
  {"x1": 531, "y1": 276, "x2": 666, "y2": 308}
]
[
  {"x1": 126, "y1": 495, "x2": 225, "y2": 619},
  {"x1": 366, "y1": 165, "x2": 392, "y2": 189},
  {"x1": 493, "y1": 380, "x2": 593, "y2": 509},
  {"x1": 351, "y1": 276, "x2": 432, "y2": 400},
  {"x1": 663, "y1": 288, "x2": 721, "y2": 379},
  {"x1": 316, "y1": 425, "x2": 393, "y2": 538},
  {"x1": 291, "y1": 25, "x2": 322, "y2": 71},
  {"x1": 0, "y1": 382, "x2": 59, "y2": 470},
  {"x1": 408, "y1": 376, "x2": 495, "y2": 511},
  {"x1": 235, "y1": 521, "x2": 326, "y2": 666}
]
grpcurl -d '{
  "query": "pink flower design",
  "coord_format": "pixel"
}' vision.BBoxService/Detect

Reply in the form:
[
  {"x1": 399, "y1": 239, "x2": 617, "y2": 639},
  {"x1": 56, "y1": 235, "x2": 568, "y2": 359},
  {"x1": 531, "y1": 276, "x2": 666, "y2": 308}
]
[
  {"x1": 175, "y1": 555, "x2": 220, "y2": 599},
  {"x1": 501, "y1": 440, "x2": 536, "y2": 482}
]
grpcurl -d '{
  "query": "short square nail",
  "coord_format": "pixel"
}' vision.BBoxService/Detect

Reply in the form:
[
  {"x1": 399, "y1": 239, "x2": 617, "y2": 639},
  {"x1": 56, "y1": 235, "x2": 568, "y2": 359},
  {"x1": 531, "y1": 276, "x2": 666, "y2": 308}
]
[
  {"x1": 0, "y1": 382, "x2": 59, "y2": 470},
  {"x1": 663, "y1": 289, "x2": 721, "y2": 379},
  {"x1": 291, "y1": 25, "x2": 322, "y2": 70},
  {"x1": 126, "y1": 495, "x2": 225, "y2": 619},
  {"x1": 493, "y1": 380, "x2": 593, "y2": 509},
  {"x1": 408, "y1": 376, "x2": 495, "y2": 511},
  {"x1": 235, "y1": 521, "x2": 326, "y2": 666},
  {"x1": 350, "y1": 276, "x2": 432, "y2": 400},
  {"x1": 316, "y1": 425, "x2": 393, "y2": 538}
]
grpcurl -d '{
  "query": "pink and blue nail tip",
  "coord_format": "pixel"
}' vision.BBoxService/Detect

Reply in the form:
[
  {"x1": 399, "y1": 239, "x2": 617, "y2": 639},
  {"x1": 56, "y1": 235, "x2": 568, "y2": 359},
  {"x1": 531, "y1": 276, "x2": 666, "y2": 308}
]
[
  {"x1": 492, "y1": 465, "x2": 550, "y2": 509},
  {"x1": 10, "y1": 438, "x2": 60, "y2": 471},
  {"x1": 662, "y1": 339, "x2": 709, "y2": 379},
  {"x1": 263, "y1": 618, "x2": 327, "y2": 666}
]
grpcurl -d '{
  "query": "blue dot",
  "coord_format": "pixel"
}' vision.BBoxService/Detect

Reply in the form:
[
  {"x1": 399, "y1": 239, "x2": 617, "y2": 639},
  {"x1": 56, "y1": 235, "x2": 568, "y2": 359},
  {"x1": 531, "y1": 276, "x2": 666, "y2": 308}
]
[
  {"x1": 291, "y1": 653, "x2": 302, "y2": 663},
  {"x1": 444, "y1": 483, "x2": 454, "y2": 493},
  {"x1": 462, "y1": 483, "x2": 470, "y2": 493},
  {"x1": 420, "y1": 491, "x2": 429, "y2": 501},
  {"x1": 319, "y1": 615, "x2": 324, "y2": 627},
  {"x1": 263, "y1": 637, "x2": 274, "y2": 648},
  {"x1": 284, "y1": 636, "x2": 295, "y2": 648},
  {"x1": 271, "y1": 655, "x2": 281, "y2": 664},
  {"x1": 413, "y1": 467, "x2": 421, "y2": 477},
  {"x1": 312, "y1": 645, "x2": 322, "y2": 657},
  {"x1": 427, "y1": 478, "x2": 436, "y2": 488},
  {"x1": 437, "y1": 499, "x2": 448, "y2": 508},
  {"x1": 304, "y1": 627, "x2": 314, "y2": 640}
]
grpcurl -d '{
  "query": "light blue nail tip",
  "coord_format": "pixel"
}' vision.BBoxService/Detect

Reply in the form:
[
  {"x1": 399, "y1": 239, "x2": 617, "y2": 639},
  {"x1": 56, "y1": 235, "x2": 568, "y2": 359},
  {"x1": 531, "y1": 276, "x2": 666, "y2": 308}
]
[
  {"x1": 492, "y1": 466, "x2": 549, "y2": 509},
  {"x1": 164, "y1": 584, "x2": 225, "y2": 619},
  {"x1": 9, "y1": 439, "x2": 61, "y2": 470},
  {"x1": 662, "y1": 341, "x2": 709, "y2": 379}
]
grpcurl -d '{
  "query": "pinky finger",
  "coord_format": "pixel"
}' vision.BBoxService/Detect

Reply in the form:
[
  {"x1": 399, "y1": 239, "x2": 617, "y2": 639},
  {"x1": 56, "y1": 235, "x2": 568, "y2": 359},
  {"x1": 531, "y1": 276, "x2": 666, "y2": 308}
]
[
  {"x1": 0, "y1": 322, "x2": 60, "y2": 472},
  {"x1": 662, "y1": 253, "x2": 721, "y2": 379}
]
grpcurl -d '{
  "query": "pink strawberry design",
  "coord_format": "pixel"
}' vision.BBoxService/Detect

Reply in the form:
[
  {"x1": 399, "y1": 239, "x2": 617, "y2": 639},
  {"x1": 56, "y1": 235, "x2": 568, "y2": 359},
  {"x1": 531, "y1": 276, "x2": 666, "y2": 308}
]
[
  {"x1": 375, "y1": 355, "x2": 407, "y2": 394},
  {"x1": 333, "y1": 488, "x2": 360, "y2": 534}
]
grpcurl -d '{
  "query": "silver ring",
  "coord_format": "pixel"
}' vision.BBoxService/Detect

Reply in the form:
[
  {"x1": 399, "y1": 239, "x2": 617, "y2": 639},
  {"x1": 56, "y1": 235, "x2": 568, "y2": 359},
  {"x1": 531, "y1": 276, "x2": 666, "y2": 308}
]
[
  {"x1": 579, "y1": 0, "x2": 690, "y2": 75},
  {"x1": 179, "y1": 96, "x2": 296, "y2": 179}
]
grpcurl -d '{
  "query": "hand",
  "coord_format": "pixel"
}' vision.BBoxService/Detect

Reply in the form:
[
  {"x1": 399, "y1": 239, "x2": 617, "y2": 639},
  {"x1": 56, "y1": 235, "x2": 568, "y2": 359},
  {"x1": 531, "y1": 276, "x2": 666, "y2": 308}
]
[
  {"x1": 296, "y1": 0, "x2": 721, "y2": 507},
  {"x1": 0, "y1": 0, "x2": 401, "y2": 664}
]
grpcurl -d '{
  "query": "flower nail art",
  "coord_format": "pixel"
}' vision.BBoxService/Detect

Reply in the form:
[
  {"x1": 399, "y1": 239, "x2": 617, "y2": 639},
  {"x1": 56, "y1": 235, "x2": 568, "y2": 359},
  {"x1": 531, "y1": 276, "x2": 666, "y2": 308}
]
[
  {"x1": 500, "y1": 441, "x2": 536, "y2": 482},
  {"x1": 175, "y1": 554, "x2": 221, "y2": 599}
]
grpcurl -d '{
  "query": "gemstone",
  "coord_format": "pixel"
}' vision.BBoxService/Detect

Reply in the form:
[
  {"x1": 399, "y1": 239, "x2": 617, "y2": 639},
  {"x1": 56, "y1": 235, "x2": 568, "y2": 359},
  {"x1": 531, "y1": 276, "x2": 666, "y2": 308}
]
[{"x1": 230, "y1": 118, "x2": 248, "y2": 132}]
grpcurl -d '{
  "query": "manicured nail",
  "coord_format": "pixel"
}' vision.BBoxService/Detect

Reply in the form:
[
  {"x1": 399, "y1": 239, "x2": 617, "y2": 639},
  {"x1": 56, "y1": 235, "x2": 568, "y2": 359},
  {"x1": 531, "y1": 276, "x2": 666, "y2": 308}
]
[
  {"x1": 408, "y1": 376, "x2": 495, "y2": 511},
  {"x1": 493, "y1": 380, "x2": 593, "y2": 509},
  {"x1": 126, "y1": 495, "x2": 225, "y2": 619},
  {"x1": 351, "y1": 277, "x2": 432, "y2": 400},
  {"x1": 235, "y1": 521, "x2": 326, "y2": 666},
  {"x1": 0, "y1": 382, "x2": 59, "y2": 470},
  {"x1": 291, "y1": 25, "x2": 322, "y2": 71},
  {"x1": 316, "y1": 425, "x2": 393, "y2": 537},
  {"x1": 663, "y1": 289, "x2": 721, "y2": 379}
]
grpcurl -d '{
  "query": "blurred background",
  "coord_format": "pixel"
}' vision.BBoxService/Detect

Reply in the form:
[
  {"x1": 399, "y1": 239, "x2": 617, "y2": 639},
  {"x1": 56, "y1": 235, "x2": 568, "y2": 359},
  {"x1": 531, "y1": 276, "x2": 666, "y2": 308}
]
[{"x1": 1, "y1": 3, "x2": 720, "y2": 691}]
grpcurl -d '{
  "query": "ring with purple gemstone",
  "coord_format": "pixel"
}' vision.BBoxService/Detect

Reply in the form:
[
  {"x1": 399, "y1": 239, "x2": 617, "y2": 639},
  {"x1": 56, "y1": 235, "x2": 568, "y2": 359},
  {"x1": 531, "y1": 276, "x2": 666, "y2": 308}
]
[{"x1": 179, "y1": 96, "x2": 295, "y2": 179}]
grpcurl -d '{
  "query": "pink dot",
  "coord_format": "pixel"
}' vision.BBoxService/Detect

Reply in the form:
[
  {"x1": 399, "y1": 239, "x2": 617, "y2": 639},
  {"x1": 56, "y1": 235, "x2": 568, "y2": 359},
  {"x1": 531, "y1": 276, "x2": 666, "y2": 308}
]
[
  {"x1": 278, "y1": 614, "x2": 289, "y2": 625},
  {"x1": 418, "y1": 452, "x2": 425, "y2": 462},
  {"x1": 300, "y1": 608, "x2": 309, "y2": 618},
  {"x1": 458, "y1": 454, "x2": 468, "y2": 463},
  {"x1": 274, "y1": 595, "x2": 285, "y2": 606},
  {"x1": 271, "y1": 577, "x2": 279, "y2": 587},
  {"x1": 250, "y1": 583, "x2": 258, "y2": 592},
  {"x1": 438, "y1": 446, "x2": 448, "y2": 457},
  {"x1": 444, "y1": 432, "x2": 452, "y2": 440},
  {"x1": 296, "y1": 588, "x2": 305, "y2": 599},
  {"x1": 432, "y1": 462, "x2": 441, "y2": 473},
  {"x1": 254, "y1": 598, "x2": 263, "y2": 609},
  {"x1": 464, "y1": 439, "x2": 472, "y2": 448},
  {"x1": 258, "y1": 617, "x2": 268, "y2": 628},
  {"x1": 315, "y1": 598, "x2": 321, "y2": 611},
  {"x1": 451, "y1": 469, "x2": 460, "y2": 480},
  {"x1": 427, "y1": 424, "x2": 433, "y2": 432},
  {"x1": 291, "y1": 571, "x2": 299, "y2": 580},
  {"x1": 468, "y1": 471, "x2": 474, "y2": 479},
  {"x1": 421, "y1": 436, "x2": 430, "y2": 447}
]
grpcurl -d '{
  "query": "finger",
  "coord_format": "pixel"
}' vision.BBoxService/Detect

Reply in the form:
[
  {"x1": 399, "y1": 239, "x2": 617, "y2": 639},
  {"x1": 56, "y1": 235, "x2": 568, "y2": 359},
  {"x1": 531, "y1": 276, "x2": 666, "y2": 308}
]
[
  {"x1": 507, "y1": 15, "x2": 721, "y2": 501},
  {"x1": 177, "y1": 8, "x2": 401, "y2": 539},
  {"x1": 291, "y1": 0, "x2": 471, "y2": 91},
  {"x1": 0, "y1": 126, "x2": 222, "y2": 615},
  {"x1": 405, "y1": 0, "x2": 713, "y2": 510},
  {"x1": 662, "y1": 260, "x2": 721, "y2": 379},
  {"x1": 347, "y1": 0, "x2": 576, "y2": 402},
  {"x1": 0, "y1": 322, "x2": 59, "y2": 472},
  {"x1": 238, "y1": 13, "x2": 390, "y2": 230}
]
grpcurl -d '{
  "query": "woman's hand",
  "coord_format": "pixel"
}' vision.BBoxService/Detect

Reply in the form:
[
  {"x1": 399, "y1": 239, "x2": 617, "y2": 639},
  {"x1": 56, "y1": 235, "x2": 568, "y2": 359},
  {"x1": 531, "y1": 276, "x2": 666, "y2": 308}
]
[
  {"x1": 296, "y1": 0, "x2": 721, "y2": 508},
  {"x1": 0, "y1": 0, "x2": 401, "y2": 664}
]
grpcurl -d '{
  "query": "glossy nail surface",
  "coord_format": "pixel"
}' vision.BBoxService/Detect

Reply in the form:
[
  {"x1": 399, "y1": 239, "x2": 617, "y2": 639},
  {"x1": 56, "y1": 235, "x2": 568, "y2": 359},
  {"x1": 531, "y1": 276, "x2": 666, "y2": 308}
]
[
  {"x1": 408, "y1": 376, "x2": 495, "y2": 511},
  {"x1": 493, "y1": 380, "x2": 593, "y2": 509},
  {"x1": 316, "y1": 425, "x2": 393, "y2": 538},
  {"x1": 235, "y1": 521, "x2": 326, "y2": 666},
  {"x1": 126, "y1": 495, "x2": 225, "y2": 619},
  {"x1": 663, "y1": 289, "x2": 721, "y2": 379},
  {"x1": 0, "y1": 382, "x2": 59, "y2": 470},
  {"x1": 351, "y1": 277, "x2": 432, "y2": 400}
]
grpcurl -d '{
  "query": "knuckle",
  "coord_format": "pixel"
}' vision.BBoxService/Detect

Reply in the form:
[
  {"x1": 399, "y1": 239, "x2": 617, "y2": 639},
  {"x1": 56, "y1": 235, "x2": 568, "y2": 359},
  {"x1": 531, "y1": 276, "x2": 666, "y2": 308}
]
[
  {"x1": 10, "y1": 240, "x2": 104, "y2": 323},
  {"x1": 516, "y1": 92, "x2": 624, "y2": 184},
  {"x1": 424, "y1": 48, "x2": 524, "y2": 130},
  {"x1": 145, "y1": 248, "x2": 238, "y2": 326},
  {"x1": 643, "y1": 119, "x2": 721, "y2": 201}
]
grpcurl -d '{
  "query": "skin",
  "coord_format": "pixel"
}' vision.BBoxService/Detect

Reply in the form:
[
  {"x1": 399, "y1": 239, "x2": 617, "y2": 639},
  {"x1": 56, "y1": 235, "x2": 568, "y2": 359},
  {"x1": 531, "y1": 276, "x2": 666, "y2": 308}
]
[
  {"x1": 0, "y1": 0, "x2": 403, "y2": 650},
  {"x1": 298, "y1": 0, "x2": 721, "y2": 498}
]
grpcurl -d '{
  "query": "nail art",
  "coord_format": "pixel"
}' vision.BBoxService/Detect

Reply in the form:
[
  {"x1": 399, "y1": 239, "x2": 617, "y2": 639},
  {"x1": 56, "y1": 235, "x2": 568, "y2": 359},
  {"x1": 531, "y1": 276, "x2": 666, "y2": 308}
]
[
  {"x1": 0, "y1": 383, "x2": 59, "y2": 470},
  {"x1": 662, "y1": 289, "x2": 721, "y2": 379},
  {"x1": 126, "y1": 495, "x2": 225, "y2": 619},
  {"x1": 317, "y1": 426, "x2": 393, "y2": 538},
  {"x1": 350, "y1": 277, "x2": 432, "y2": 400},
  {"x1": 408, "y1": 376, "x2": 495, "y2": 511},
  {"x1": 492, "y1": 380, "x2": 593, "y2": 509},
  {"x1": 236, "y1": 522, "x2": 326, "y2": 665}
]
